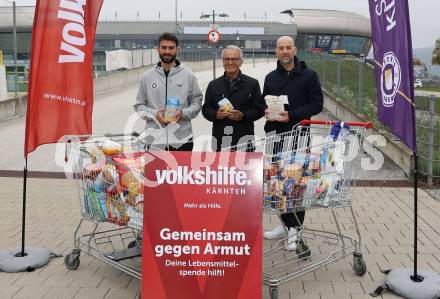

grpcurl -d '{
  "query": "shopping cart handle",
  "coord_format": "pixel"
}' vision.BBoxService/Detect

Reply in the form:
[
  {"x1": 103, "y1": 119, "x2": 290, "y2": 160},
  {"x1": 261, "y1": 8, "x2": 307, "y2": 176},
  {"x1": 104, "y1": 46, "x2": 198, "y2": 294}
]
[
  {"x1": 103, "y1": 132, "x2": 140, "y2": 138},
  {"x1": 299, "y1": 119, "x2": 373, "y2": 129}
]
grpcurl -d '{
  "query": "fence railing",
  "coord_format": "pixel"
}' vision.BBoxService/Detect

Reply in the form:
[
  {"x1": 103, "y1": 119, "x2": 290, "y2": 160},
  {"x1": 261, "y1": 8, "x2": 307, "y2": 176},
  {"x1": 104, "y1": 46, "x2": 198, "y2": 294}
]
[
  {"x1": 4, "y1": 49, "x2": 275, "y2": 93},
  {"x1": 301, "y1": 53, "x2": 440, "y2": 188}
]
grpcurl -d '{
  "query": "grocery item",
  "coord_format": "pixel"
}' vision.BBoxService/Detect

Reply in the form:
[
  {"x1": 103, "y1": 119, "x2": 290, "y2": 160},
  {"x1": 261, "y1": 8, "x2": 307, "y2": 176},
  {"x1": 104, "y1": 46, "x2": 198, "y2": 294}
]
[
  {"x1": 264, "y1": 196, "x2": 272, "y2": 209},
  {"x1": 276, "y1": 181, "x2": 285, "y2": 196},
  {"x1": 164, "y1": 97, "x2": 180, "y2": 122},
  {"x1": 302, "y1": 178, "x2": 321, "y2": 208},
  {"x1": 278, "y1": 196, "x2": 287, "y2": 212},
  {"x1": 108, "y1": 193, "x2": 129, "y2": 225},
  {"x1": 283, "y1": 163, "x2": 302, "y2": 181},
  {"x1": 285, "y1": 179, "x2": 295, "y2": 196},
  {"x1": 218, "y1": 98, "x2": 234, "y2": 112},
  {"x1": 264, "y1": 95, "x2": 285, "y2": 119},
  {"x1": 292, "y1": 182, "x2": 306, "y2": 202},
  {"x1": 102, "y1": 140, "x2": 123, "y2": 155}
]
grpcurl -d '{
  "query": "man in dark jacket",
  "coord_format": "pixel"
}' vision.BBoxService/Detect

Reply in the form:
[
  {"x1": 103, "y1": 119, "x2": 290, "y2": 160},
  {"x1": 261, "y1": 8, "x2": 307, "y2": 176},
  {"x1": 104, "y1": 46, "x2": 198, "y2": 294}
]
[
  {"x1": 263, "y1": 36, "x2": 324, "y2": 251},
  {"x1": 202, "y1": 45, "x2": 265, "y2": 151}
]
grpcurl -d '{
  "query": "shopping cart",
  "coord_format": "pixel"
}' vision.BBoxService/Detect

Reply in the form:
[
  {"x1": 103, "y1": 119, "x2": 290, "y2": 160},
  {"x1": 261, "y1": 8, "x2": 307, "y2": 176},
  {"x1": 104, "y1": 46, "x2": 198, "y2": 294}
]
[
  {"x1": 63, "y1": 132, "x2": 148, "y2": 279},
  {"x1": 224, "y1": 119, "x2": 372, "y2": 299}
]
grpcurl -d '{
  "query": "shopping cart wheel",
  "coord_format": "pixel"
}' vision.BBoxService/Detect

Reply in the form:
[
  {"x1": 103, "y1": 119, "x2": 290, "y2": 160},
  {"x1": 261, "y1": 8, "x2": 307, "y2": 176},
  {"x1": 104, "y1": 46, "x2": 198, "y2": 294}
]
[
  {"x1": 296, "y1": 240, "x2": 311, "y2": 260},
  {"x1": 128, "y1": 237, "x2": 142, "y2": 249},
  {"x1": 64, "y1": 253, "x2": 80, "y2": 270},
  {"x1": 353, "y1": 253, "x2": 367, "y2": 276},
  {"x1": 127, "y1": 241, "x2": 137, "y2": 249},
  {"x1": 269, "y1": 286, "x2": 278, "y2": 299}
]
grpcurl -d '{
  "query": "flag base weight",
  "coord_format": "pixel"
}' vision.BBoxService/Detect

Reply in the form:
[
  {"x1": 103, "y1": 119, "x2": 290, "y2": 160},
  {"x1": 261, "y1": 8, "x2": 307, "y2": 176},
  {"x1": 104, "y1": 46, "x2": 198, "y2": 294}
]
[
  {"x1": 0, "y1": 247, "x2": 58, "y2": 273},
  {"x1": 371, "y1": 268, "x2": 440, "y2": 299}
]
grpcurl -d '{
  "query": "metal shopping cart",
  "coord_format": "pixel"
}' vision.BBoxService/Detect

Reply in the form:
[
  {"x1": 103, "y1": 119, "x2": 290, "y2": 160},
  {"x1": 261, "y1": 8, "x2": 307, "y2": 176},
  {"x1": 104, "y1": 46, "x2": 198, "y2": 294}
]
[
  {"x1": 224, "y1": 119, "x2": 372, "y2": 299},
  {"x1": 63, "y1": 133, "x2": 148, "y2": 279}
]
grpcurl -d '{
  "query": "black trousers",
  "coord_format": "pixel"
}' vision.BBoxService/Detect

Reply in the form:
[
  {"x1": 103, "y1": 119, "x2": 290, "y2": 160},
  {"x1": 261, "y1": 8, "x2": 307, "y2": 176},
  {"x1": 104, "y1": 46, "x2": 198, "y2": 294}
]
[{"x1": 281, "y1": 211, "x2": 305, "y2": 229}]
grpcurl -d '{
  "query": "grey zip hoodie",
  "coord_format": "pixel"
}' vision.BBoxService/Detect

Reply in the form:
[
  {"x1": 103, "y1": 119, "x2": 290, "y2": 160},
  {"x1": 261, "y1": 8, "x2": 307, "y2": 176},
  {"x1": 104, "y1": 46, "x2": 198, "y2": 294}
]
[{"x1": 134, "y1": 61, "x2": 203, "y2": 146}]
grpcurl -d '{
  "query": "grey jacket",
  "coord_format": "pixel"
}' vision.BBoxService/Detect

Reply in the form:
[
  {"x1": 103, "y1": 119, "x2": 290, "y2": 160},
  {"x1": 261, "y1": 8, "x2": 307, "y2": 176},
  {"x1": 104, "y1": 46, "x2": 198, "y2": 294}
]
[{"x1": 134, "y1": 61, "x2": 203, "y2": 146}]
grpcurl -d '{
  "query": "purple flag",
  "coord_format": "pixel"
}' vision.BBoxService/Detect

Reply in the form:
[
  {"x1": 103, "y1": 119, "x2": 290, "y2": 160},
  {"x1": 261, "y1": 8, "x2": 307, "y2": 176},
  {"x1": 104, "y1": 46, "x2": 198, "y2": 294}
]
[{"x1": 369, "y1": 0, "x2": 416, "y2": 152}]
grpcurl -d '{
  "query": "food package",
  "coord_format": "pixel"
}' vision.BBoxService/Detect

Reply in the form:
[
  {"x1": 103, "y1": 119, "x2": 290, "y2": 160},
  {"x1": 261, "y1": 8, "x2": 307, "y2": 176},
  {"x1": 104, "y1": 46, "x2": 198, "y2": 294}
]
[
  {"x1": 108, "y1": 193, "x2": 129, "y2": 225},
  {"x1": 113, "y1": 152, "x2": 145, "y2": 193},
  {"x1": 102, "y1": 139, "x2": 123, "y2": 155},
  {"x1": 302, "y1": 178, "x2": 320, "y2": 208},
  {"x1": 164, "y1": 97, "x2": 180, "y2": 122},
  {"x1": 286, "y1": 196, "x2": 294, "y2": 213},
  {"x1": 264, "y1": 196, "x2": 273, "y2": 209},
  {"x1": 218, "y1": 98, "x2": 234, "y2": 112},
  {"x1": 82, "y1": 189, "x2": 107, "y2": 220},
  {"x1": 264, "y1": 95, "x2": 285, "y2": 119},
  {"x1": 275, "y1": 181, "x2": 285, "y2": 197},
  {"x1": 121, "y1": 171, "x2": 142, "y2": 194},
  {"x1": 86, "y1": 164, "x2": 118, "y2": 194},
  {"x1": 284, "y1": 178, "x2": 295, "y2": 197},
  {"x1": 292, "y1": 182, "x2": 306, "y2": 202},
  {"x1": 278, "y1": 196, "x2": 287, "y2": 212},
  {"x1": 269, "y1": 164, "x2": 280, "y2": 178},
  {"x1": 263, "y1": 164, "x2": 272, "y2": 180},
  {"x1": 315, "y1": 178, "x2": 330, "y2": 206},
  {"x1": 323, "y1": 173, "x2": 343, "y2": 205},
  {"x1": 267, "y1": 179, "x2": 277, "y2": 196},
  {"x1": 282, "y1": 163, "x2": 302, "y2": 180}
]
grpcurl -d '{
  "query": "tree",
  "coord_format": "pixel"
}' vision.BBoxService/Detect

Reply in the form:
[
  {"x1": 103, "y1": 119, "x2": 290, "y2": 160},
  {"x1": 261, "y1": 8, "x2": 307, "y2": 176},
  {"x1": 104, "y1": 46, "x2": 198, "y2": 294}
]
[
  {"x1": 413, "y1": 57, "x2": 423, "y2": 65},
  {"x1": 433, "y1": 38, "x2": 440, "y2": 65}
]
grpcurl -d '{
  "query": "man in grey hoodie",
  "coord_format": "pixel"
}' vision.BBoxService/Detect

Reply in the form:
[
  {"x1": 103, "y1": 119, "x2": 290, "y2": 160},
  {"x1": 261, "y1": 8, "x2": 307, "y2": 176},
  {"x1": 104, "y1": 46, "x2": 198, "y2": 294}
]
[{"x1": 134, "y1": 33, "x2": 203, "y2": 151}]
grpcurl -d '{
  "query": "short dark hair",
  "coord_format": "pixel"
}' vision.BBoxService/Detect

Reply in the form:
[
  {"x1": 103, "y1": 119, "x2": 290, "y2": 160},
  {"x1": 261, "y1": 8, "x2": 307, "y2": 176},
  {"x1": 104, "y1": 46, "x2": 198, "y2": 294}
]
[{"x1": 158, "y1": 33, "x2": 179, "y2": 47}]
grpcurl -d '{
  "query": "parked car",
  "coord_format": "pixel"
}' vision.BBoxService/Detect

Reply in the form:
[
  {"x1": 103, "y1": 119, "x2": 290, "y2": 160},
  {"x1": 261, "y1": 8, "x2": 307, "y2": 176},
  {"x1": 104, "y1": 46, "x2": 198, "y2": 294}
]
[{"x1": 414, "y1": 78, "x2": 423, "y2": 88}]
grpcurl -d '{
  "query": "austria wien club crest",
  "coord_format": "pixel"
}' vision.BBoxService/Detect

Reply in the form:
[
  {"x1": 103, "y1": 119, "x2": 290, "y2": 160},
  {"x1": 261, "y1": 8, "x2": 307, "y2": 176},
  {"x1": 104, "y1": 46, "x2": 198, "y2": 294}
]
[{"x1": 380, "y1": 51, "x2": 401, "y2": 107}]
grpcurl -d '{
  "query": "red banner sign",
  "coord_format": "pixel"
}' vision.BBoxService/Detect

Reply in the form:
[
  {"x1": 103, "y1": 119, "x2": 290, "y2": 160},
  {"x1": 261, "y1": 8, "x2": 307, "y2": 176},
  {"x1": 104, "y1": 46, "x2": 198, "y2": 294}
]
[
  {"x1": 24, "y1": 0, "x2": 103, "y2": 156},
  {"x1": 142, "y1": 151, "x2": 263, "y2": 299}
]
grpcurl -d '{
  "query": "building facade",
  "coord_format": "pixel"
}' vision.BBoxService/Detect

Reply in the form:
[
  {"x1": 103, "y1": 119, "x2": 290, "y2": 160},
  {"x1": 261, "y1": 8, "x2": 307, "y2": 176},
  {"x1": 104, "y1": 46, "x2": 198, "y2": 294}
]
[{"x1": 0, "y1": 7, "x2": 371, "y2": 74}]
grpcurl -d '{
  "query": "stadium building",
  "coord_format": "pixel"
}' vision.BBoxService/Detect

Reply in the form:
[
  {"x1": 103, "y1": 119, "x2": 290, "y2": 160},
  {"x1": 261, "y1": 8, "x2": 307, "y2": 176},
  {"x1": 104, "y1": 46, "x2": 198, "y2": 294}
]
[{"x1": 0, "y1": 6, "x2": 371, "y2": 73}]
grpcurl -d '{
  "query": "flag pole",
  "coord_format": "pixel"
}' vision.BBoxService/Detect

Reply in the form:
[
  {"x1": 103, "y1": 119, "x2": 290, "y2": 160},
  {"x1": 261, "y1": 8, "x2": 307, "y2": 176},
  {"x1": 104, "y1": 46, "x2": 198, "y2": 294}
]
[
  {"x1": 15, "y1": 158, "x2": 28, "y2": 258},
  {"x1": 411, "y1": 153, "x2": 423, "y2": 282}
]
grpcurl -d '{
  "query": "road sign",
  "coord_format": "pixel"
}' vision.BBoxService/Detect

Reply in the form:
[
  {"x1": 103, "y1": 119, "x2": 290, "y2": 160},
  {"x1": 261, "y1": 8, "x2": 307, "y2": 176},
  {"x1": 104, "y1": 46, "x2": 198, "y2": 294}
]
[{"x1": 208, "y1": 30, "x2": 221, "y2": 43}]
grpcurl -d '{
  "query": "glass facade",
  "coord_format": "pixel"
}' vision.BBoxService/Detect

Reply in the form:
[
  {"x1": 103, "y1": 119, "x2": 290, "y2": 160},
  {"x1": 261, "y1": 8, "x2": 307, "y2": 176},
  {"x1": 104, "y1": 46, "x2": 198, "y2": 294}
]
[
  {"x1": 340, "y1": 36, "x2": 368, "y2": 54},
  {"x1": 294, "y1": 33, "x2": 369, "y2": 55},
  {"x1": 0, "y1": 32, "x2": 32, "y2": 60}
]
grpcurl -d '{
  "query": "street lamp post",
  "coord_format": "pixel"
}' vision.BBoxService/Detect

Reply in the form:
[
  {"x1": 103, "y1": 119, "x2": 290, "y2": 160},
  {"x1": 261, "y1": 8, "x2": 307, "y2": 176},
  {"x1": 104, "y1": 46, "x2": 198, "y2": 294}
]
[
  {"x1": 200, "y1": 10, "x2": 229, "y2": 80},
  {"x1": 175, "y1": 0, "x2": 178, "y2": 33},
  {"x1": 13, "y1": 1, "x2": 18, "y2": 96}
]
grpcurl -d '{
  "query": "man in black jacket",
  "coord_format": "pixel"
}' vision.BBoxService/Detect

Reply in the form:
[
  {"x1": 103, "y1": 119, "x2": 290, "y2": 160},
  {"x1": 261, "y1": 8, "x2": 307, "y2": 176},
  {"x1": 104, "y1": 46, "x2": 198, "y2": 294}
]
[
  {"x1": 202, "y1": 45, "x2": 265, "y2": 151},
  {"x1": 263, "y1": 36, "x2": 323, "y2": 251}
]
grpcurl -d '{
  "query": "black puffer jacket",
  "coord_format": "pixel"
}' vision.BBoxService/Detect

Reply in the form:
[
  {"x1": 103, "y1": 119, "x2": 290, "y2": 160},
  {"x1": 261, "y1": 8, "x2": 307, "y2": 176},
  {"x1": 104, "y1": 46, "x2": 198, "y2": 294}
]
[
  {"x1": 263, "y1": 57, "x2": 324, "y2": 134},
  {"x1": 202, "y1": 72, "x2": 265, "y2": 151}
]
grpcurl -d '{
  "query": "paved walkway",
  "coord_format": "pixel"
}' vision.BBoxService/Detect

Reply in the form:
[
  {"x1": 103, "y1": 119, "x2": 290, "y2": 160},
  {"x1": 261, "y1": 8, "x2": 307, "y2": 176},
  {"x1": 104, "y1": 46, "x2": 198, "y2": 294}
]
[
  {"x1": 0, "y1": 177, "x2": 439, "y2": 298},
  {"x1": 0, "y1": 60, "x2": 437, "y2": 299}
]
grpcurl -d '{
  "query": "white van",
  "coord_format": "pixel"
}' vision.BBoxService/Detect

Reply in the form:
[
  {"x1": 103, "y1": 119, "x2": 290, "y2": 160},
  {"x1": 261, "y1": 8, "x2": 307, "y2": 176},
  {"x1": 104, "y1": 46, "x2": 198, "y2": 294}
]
[{"x1": 414, "y1": 78, "x2": 423, "y2": 88}]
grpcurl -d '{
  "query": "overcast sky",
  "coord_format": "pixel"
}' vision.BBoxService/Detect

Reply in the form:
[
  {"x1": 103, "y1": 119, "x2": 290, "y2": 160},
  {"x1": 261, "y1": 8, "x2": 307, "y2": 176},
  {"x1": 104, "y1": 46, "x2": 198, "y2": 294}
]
[{"x1": 13, "y1": 0, "x2": 440, "y2": 48}]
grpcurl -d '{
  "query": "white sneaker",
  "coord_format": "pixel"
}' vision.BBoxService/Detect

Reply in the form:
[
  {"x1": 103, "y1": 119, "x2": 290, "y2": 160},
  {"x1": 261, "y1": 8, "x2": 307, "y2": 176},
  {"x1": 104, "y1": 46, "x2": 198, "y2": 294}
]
[
  {"x1": 263, "y1": 224, "x2": 287, "y2": 240},
  {"x1": 284, "y1": 228, "x2": 298, "y2": 251}
]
